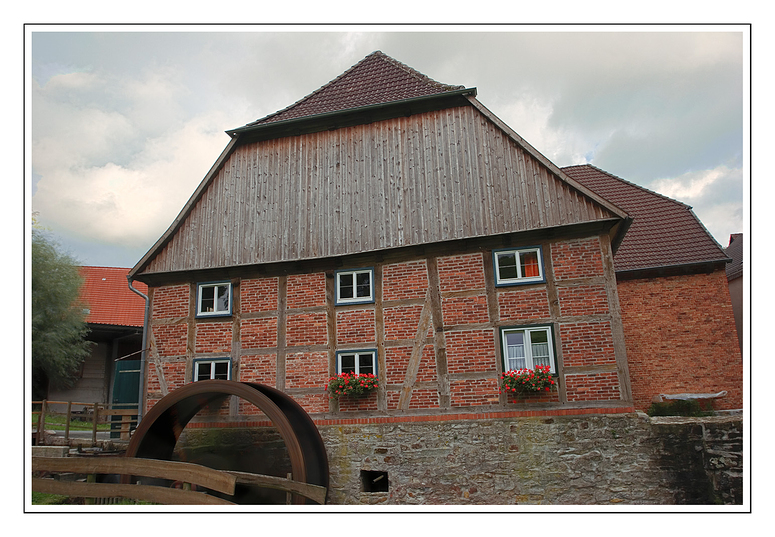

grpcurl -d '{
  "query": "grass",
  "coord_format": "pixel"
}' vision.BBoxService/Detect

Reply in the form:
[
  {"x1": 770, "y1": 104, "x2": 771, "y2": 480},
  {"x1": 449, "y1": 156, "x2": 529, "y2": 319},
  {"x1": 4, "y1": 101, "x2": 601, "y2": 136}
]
[
  {"x1": 33, "y1": 413, "x2": 111, "y2": 431},
  {"x1": 31, "y1": 492, "x2": 157, "y2": 505}
]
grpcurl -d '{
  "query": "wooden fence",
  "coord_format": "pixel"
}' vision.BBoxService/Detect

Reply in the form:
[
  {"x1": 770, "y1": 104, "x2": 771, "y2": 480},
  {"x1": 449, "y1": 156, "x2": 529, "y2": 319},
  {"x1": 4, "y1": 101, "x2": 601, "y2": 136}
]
[
  {"x1": 32, "y1": 456, "x2": 327, "y2": 505},
  {"x1": 33, "y1": 400, "x2": 138, "y2": 445}
]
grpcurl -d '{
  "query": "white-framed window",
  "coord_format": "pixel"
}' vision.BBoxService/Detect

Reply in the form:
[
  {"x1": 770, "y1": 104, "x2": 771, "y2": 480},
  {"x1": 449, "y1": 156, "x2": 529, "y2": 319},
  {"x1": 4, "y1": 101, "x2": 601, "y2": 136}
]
[
  {"x1": 193, "y1": 358, "x2": 231, "y2": 381},
  {"x1": 493, "y1": 246, "x2": 545, "y2": 285},
  {"x1": 500, "y1": 325, "x2": 556, "y2": 373},
  {"x1": 196, "y1": 281, "x2": 232, "y2": 317},
  {"x1": 336, "y1": 349, "x2": 377, "y2": 376},
  {"x1": 335, "y1": 268, "x2": 374, "y2": 305}
]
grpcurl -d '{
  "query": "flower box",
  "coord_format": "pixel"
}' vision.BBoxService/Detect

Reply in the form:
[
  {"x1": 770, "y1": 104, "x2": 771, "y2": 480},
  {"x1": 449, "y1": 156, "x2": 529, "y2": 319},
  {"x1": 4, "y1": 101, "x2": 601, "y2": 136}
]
[{"x1": 325, "y1": 372, "x2": 379, "y2": 399}]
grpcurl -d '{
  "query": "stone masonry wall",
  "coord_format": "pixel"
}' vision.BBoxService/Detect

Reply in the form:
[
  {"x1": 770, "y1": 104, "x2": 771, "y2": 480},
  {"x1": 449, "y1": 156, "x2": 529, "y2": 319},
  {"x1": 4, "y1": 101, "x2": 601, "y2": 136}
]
[{"x1": 318, "y1": 413, "x2": 742, "y2": 505}]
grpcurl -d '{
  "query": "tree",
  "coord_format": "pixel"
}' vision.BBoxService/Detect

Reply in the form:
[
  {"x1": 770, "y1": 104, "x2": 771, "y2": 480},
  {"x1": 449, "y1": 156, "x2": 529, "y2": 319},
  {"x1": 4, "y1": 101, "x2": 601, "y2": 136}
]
[{"x1": 31, "y1": 227, "x2": 90, "y2": 399}]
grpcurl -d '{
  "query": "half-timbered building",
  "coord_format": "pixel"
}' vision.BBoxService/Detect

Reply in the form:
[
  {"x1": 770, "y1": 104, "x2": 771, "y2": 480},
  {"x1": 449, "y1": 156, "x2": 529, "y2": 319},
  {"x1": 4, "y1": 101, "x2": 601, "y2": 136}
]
[{"x1": 126, "y1": 52, "x2": 742, "y2": 503}]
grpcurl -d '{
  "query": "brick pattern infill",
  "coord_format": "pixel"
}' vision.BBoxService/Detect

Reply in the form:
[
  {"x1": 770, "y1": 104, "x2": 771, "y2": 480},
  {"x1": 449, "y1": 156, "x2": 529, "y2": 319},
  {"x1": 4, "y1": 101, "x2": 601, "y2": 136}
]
[
  {"x1": 195, "y1": 322, "x2": 232, "y2": 354},
  {"x1": 559, "y1": 321, "x2": 617, "y2": 367},
  {"x1": 241, "y1": 277, "x2": 279, "y2": 313},
  {"x1": 551, "y1": 236, "x2": 605, "y2": 280},
  {"x1": 558, "y1": 284, "x2": 609, "y2": 317},
  {"x1": 336, "y1": 309, "x2": 376, "y2": 344},
  {"x1": 382, "y1": 260, "x2": 429, "y2": 301},
  {"x1": 287, "y1": 272, "x2": 326, "y2": 308},
  {"x1": 498, "y1": 287, "x2": 551, "y2": 321},
  {"x1": 151, "y1": 285, "x2": 189, "y2": 319},
  {"x1": 437, "y1": 253, "x2": 486, "y2": 292}
]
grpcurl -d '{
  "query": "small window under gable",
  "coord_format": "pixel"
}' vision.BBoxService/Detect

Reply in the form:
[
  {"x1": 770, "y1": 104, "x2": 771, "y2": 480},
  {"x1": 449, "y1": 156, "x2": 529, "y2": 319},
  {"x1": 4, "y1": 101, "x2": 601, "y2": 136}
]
[
  {"x1": 196, "y1": 281, "x2": 232, "y2": 317},
  {"x1": 193, "y1": 358, "x2": 231, "y2": 381},
  {"x1": 493, "y1": 246, "x2": 545, "y2": 286},
  {"x1": 500, "y1": 325, "x2": 556, "y2": 374},
  {"x1": 336, "y1": 268, "x2": 374, "y2": 305},
  {"x1": 337, "y1": 349, "x2": 377, "y2": 376}
]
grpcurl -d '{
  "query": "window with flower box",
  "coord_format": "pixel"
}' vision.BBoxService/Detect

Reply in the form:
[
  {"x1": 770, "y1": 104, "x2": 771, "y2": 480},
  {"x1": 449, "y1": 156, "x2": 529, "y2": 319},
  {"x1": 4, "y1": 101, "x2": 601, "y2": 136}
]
[
  {"x1": 335, "y1": 268, "x2": 374, "y2": 305},
  {"x1": 193, "y1": 358, "x2": 231, "y2": 381},
  {"x1": 500, "y1": 325, "x2": 556, "y2": 373},
  {"x1": 196, "y1": 281, "x2": 232, "y2": 317},
  {"x1": 336, "y1": 349, "x2": 377, "y2": 376},
  {"x1": 493, "y1": 246, "x2": 545, "y2": 286}
]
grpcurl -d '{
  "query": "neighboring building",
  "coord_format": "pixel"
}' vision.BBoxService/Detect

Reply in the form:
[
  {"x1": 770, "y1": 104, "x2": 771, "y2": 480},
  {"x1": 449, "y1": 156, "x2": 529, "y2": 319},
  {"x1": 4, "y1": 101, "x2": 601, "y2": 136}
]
[
  {"x1": 562, "y1": 165, "x2": 742, "y2": 410},
  {"x1": 724, "y1": 233, "x2": 744, "y2": 352},
  {"x1": 48, "y1": 267, "x2": 146, "y2": 410},
  {"x1": 129, "y1": 51, "x2": 636, "y2": 418}
]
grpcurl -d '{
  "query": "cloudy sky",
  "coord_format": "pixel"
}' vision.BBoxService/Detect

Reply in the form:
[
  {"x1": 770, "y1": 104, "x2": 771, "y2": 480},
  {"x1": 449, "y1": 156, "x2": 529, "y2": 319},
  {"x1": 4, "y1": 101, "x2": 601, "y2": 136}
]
[{"x1": 28, "y1": 26, "x2": 747, "y2": 269}]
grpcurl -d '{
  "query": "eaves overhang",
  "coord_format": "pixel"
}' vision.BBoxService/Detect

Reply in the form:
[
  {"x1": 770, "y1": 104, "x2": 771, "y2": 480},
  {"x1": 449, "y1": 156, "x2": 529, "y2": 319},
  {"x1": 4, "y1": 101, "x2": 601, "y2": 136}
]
[{"x1": 614, "y1": 257, "x2": 732, "y2": 280}]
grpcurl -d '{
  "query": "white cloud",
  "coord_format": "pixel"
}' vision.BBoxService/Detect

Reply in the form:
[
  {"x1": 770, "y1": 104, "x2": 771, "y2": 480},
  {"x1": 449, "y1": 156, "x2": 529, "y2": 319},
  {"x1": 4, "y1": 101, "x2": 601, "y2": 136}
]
[
  {"x1": 650, "y1": 165, "x2": 743, "y2": 244},
  {"x1": 32, "y1": 113, "x2": 230, "y2": 248}
]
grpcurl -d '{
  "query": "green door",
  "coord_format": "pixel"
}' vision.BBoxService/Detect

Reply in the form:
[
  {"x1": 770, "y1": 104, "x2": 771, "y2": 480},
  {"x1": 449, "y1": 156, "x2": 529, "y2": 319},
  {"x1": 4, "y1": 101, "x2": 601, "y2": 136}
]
[{"x1": 111, "y1": 360, "x2": 140, "y2": 439}]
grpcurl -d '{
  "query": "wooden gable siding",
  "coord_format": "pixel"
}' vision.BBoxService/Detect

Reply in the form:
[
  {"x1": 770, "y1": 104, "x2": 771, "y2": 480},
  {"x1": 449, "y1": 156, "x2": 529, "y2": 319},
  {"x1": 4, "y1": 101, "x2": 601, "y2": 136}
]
[{"x1": 142, "y1": 105, "x2": 617, "y2": 275}]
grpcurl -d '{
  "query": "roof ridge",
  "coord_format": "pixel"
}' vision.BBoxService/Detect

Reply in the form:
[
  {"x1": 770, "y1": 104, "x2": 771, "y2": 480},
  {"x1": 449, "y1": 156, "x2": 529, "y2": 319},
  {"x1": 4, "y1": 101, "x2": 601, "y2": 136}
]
[
  {"x1": 244, "y1": 51, "x2": 464, "y2": 128},
  {"x1": 375, "y1": 51, "x2": 465, "y2": 92},
  {"x1": 562, "y1": 163, "x2": 693, "y2": 210}
]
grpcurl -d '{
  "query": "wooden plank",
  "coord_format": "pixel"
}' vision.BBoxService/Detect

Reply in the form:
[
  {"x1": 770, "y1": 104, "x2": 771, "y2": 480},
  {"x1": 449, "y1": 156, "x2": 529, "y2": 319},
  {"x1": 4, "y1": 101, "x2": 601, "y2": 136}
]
[
  {"x1": 32, "y1": 457, "x2": 236, "y2": 496},
  {"x1": 397, "y1": 289, "x2": 434, "y2": 410},
  {"x1": 226, "y1": 471, "x2": 327, "y2": 505},
  {"x1": 32, "y1": 478, "x2": 235, "y2": 506}
]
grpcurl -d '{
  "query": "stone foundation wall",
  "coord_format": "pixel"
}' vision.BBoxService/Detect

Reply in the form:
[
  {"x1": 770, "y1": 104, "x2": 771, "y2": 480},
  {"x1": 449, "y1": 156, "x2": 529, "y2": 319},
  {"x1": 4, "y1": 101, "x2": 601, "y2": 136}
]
[{"x1": 318, "y1": 413, "x2": 742, "y2": 505}]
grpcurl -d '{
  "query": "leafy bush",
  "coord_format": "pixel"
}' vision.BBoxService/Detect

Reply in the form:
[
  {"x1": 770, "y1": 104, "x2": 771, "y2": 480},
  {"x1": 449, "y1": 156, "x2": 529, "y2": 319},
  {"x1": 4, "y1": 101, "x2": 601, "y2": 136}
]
[{"x1": 646, "y1": 399, "x2": 712, "y2": 417}]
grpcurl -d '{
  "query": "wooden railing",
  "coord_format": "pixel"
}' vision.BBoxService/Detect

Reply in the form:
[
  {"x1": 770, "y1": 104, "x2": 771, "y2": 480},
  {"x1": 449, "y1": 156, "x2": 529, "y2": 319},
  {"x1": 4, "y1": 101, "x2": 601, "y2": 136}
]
[
  {"x1": 33, "y1": 400, "x2": 139, "y2": 445},
  {"x1": 32, "y1": 456, "x2": 327, "y2": 505}
]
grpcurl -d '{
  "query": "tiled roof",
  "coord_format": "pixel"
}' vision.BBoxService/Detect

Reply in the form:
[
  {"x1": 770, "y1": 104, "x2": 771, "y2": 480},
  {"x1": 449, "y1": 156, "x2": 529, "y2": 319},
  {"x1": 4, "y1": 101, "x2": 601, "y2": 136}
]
[
  {"x1": 562, "y1": 164, "x2": 729, "y2": 273},
  {"x1": 79, "y1": 267, "x2": 147, "y2": 327},
  {"x1": 244, "y1": 51, "x2": 465, "y2": 127},
  {"x1": 724, "y1": 233, "x2": 743, "y2": 281}
]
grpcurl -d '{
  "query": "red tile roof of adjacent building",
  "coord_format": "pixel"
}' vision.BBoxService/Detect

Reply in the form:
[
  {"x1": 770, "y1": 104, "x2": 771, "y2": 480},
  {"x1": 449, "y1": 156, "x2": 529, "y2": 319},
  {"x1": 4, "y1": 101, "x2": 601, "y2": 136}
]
[
  {"x1": 243, "y1": 51, "x2": 466, "y2": 127},
  {"x1": 79, "y1": 267, "x2": 147, "y2": 327},
  {"x1": 562, "y1": 164, "x2": 729, "y2": 273}
]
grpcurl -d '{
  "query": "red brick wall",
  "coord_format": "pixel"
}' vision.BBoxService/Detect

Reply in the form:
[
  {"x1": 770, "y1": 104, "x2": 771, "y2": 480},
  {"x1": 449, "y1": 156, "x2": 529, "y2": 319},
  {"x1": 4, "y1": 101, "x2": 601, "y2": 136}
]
[
  {"x1": 552, "y1": 237, "x2": 605, "y2": 280},
  {"x1": 241, "y1": 277, "x2": 278, "y2": 313},
  {"x1": 238, "y1": 354, "x2": 277, "y2": 386},
  {"x1": 559, "y1": 322, "x2": 617, "y2": 367},
  {"x1": 437, "y1": 253, "x2": 486, "y2": 292},
  {"x1": 385, "y1": 345, "x2": 437, "y2": 384},
  {"x1": 241, "y1": 317, "x2": 278, "y2": 349},
  {"x1": 151, "y1": 285, "x2": 189, "y2": 319},
  {"x1": 442, "y1": 295, "x2": 489, "y2": 325},
  {"x1": 145, "y1": 233, "x2": 637, "y2": 418},
  {"x1": 195, "y1": 322, "x2": 232, "y2": 353},
  {"x1": 336, "y1": 309, "x2": 375, "y2": 344},
  {"x1": 383, "y1": 260, "x2": 428, "y2": 300},
  {"x1": 445, "y1": 329, "x2": 497, "y2": 375},
  {"x1": 557, "y1": 285, "x2": 609, "y2": 317},
  {"x1": 286, "y1": 351, "x2": 328, "y2": 389},
  {"x1": 498, "y1": 288, "x2": 550, "y2": 321},
  {"x1": 565, "y1": 371, "x2": 620, "y2": 401},
  {"x1": 286, "y1": 312, "x2": 328, "y2": 346},
  {"x1": 617, "y1": 269, "x2": 743, "y2": 410},
  {"x1": 152, "y1": 324, "x2": 187, "y2": 357},
  {"x1": 287, "y1": 273, "x2": 326, "y2": 308}
]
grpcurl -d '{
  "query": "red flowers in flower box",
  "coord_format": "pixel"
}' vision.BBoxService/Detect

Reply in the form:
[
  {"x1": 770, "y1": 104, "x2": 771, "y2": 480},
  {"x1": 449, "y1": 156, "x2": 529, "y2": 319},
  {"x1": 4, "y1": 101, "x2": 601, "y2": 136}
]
[
  {"x1": 500, "y1": 365, "x2": 555, "y2": 394},
  {"x1": 325, "y1": 372, "x2": 379, "y2": 399}
]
